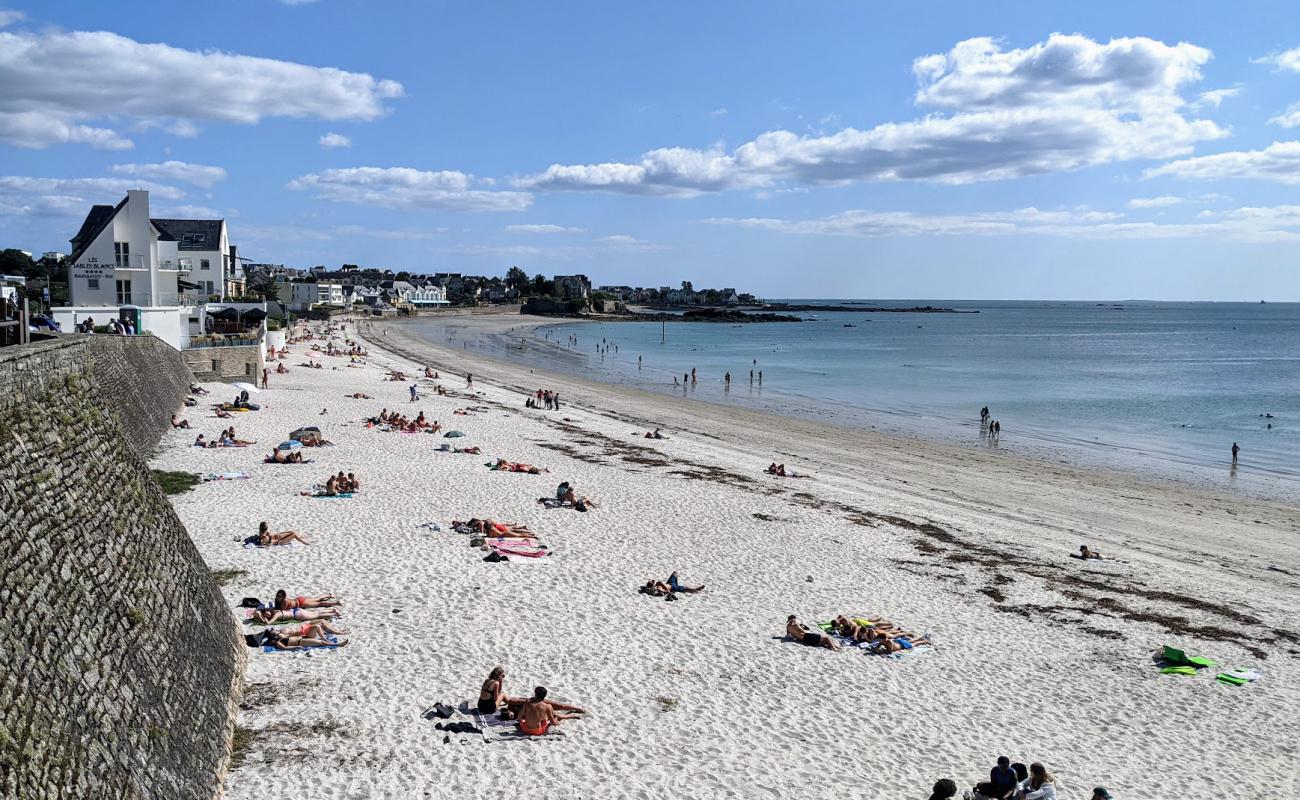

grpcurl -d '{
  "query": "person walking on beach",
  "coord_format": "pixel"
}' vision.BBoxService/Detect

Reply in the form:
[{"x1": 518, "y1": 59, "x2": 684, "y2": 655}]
[
  {"x1": 724, "y1": 372, "x2": 731, "y2": 387},
  {"x1": 749, "y1": 369, "x2": 754, "y2": 383},
  {"x1": 409, "y1": 384, "x2": 418, "y2": 402},
  {"x1": 758, "y1": 370, "x2": 763, "y2": 385},
  {"x1": 262, "y1": 367, "x2": 269, "y2": 390},
  {"x1": 1232, "y1": 442, "x2": 1240, "y2": 464},
  {"x1": 466, "y1": 373, "x2": 473, "y2": 387}
]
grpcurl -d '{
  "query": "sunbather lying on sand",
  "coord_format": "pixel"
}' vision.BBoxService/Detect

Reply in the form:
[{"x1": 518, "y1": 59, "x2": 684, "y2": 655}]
[
  {"x1": 260, "y1": 625, "x2": 349, "y2": 650},
  {"x1": 267, "y1": 449, "x2": 304, "y2": 463},
  {"x1": 640, "y1": 580, "x2": 675, "y2": 597},
  {"x1": 866, "y1": 629, "x2": 931, "y2": 653},
  {"x1": 215, "y1": 408, "x2": 233, "y2": 419},
  {"x1": 348, "y1": 392, "x2": 374, "y2": 399},
  {"x1": 786, "y1": 615, "x2": 840, "y2": 650},
  {"x1": 666, "y1": 571, "x2": 703, "y2": 593},
  {"x1": 1074, "y1": 545, "x2": 1103, "y2": 560},
  {"x1": 274, "y1": 590, "x2": 341, "y2": 609},
  {"x1": 766, "y1": 463, "x2": 808, "y2": 478},
  {"x1": 250, "y1": 521, "x2": 311, "y2": 546},
  {"x1": 829, "y1": 616, "x2": 908, "y2": 642},
  {"x1": 190, "y1": 384, "x2": 209, "y2": 395},
  {"x1": 454, "y1": 518, "x2": 536, "y2": 539},
  {"x1": 641, "y1": 429, "x2": 668, "y2": 439},
  {"x1": 251, "y1": 607, "x2": 340, "y2": 624},
  {"x1": 220, "y1": 427, "x2": 255, "y2": 446},
  {"x1": 438, "y1": 445, "x2": 481, "y2": 454},
  {"x1": 491, "y1": 459, "x2": 548, "y2": 474}
]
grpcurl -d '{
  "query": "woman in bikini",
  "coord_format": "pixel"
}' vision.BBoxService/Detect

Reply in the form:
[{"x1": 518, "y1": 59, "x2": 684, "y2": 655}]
[
  {"x1": 274, "y1": 590, "x2": 341, "y2": 610},
  {"x1": 455, "y1": 519, "x2": 536, "y2": 539},
  {"x1": 477, "y1": 666, "x2": 524, "y2": 715},
  {"x1": 252, "y1": 606, "x2": 340, "y2": 624},
  {"x1": 262, "y1": 625, "x2": 349, "y2": 650},
  {"x1": 255, "y1": 521, "x2": 311, "y2": 546}
]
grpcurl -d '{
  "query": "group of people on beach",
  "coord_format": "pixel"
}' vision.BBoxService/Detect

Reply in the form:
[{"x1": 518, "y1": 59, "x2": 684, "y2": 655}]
[
  {"x1": 525, "y1": 388, "x2": 561, "y2": 410},
  {"x1": 247, "y1": 592, "x2": 350, "y2": 650},
  {"x1": 980, "y1": 406, "x2": 1002, "y2": 439},
  {"x1": 476, "y1": 667, "x2": 585, "y2": 735},
  {"x1": 785, "y1": 615, "x2": 931, "y2": 654},
  {"x1": 194, "y1": 427, "x2": 255, "y2": 448},
  {"x1": 299, "y1": 471, "x2": 361, "y2": 497},
  {"x1": 367, "y1": 408, "x2": 441, "y2": 434},
  {"x1": 926, "y1": 755, "x2": 1088, "y2": 800}
]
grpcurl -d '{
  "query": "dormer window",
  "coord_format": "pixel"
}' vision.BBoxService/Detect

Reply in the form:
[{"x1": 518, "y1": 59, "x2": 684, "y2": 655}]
[{"x1": 182, "y1": 233, "x2": 207, "y2": 247}]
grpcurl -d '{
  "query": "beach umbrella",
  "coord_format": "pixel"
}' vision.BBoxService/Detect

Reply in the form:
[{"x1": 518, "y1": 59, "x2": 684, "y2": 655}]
[
  {"x1": 231, "y1": 381, "x2": 260, "y2": 393},
  {"x1": 443, "y1": 430, "x2": 465, "y2": 438},
  {"x1": 277, "y1": 440, "x2": 303, "y2": 451},
  {"x1": 212, "y1": 306, "x2": 240, "y2": 319}
]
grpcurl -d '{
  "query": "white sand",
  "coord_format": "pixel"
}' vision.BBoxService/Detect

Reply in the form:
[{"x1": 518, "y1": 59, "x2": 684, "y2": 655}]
[{"x1": 152, "y1": 315, "x2": 1300, "y2": 800}]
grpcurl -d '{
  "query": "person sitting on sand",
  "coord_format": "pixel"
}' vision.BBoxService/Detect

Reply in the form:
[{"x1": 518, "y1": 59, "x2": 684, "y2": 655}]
[
  {"x1": 455, "y1": 519, "x2": 536, "y2": 539},
  {"x1": 644, "y1": 429, "x2": 667, "y2": 439},
  {"x1": 249, "y1": 522, "x2": 311, "y2": 546},
  {"x1": 251, "y1": 606, "x2": 341, "y2": 624},
  {"x1": 190, "y1": 384, "x2": 209, "y2": 395},
  {"x1": 221, "y1": 427, "x2": 255, "y2": 446},
  {"x1": 194, "y1": 433, "x2": 217, "y2": 448},
  {"x1": 1015, "y1": 763, "x2": 1057, "y2": 800},
  {"x1": 276, "y1": 362, "x2": 288, "y2": 374},
  {"x1": 477, "y1": 666, "x2": 528, "y2": 715},
  {"x1": 214, "y1": 407, "x2": 233, "y2": 419},
  {"x1": 786, "y1": 615, "x2": 840, "y2": 651},
  {"x1": 972, "y1": 755, "x2": 1020, "y2": 800},
  {"x1": 516, "y1": 687, "x2": 584, "y2": 735},
  {"x1": 274, "y1": 590, "x2": 341, "y2": 610},
  {"x1": 171, "y1": 414, "x2": 191, "y2": 429},
  {"x1": 261, "y1": 624, "x2": 348, "y2": 650},
  {"x1": 557, "y1": 483, "x2": 599, "y2": 510},
  {"x1": 1076, "y1": 545, "x2": 1103, "y2": 560}
]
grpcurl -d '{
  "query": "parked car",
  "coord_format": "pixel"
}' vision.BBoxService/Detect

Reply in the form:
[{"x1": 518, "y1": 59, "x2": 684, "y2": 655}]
[{"x1": 29, "y1": 315, "x2": 61, "y2": 332}]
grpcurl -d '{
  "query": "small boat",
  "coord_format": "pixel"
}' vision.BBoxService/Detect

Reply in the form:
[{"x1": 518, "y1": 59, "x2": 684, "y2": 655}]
[{"x1": 843, "y1": 323, "x2": 857, "y2": 328}]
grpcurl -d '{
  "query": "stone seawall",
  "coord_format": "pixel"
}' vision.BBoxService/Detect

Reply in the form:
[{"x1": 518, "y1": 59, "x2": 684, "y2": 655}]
[
  {"x1": 0, "y1": 335, "x2": 244, "y2": 800},
  {"x1": 182, "y1": 343, "x2": 262, "y2": 382}
]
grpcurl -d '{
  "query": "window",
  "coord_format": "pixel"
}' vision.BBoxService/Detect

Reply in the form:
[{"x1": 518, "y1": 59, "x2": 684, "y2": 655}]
[
  {"x1": 87, "y1": 278, "x2": 100, "y2": 290},
  {"x1": 114, "y1": 242, "x2": 130, "y2": 268},
  {"x1": 182, "y1": 233, "x2": 207, "y2": 247},
  {"x1": 200, "y1": 259, "x2": 210, "y2": 270},
  {"x1": 115, "y1": 279, "x2": 132, "y2": 305}
]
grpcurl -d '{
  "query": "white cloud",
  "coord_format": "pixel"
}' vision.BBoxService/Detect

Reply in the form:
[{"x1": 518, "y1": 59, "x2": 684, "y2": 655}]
[
  {"x1": 1252, "y1": 46, "x2": 1300, "y2": 73},
  {"x1": 287, "y1": 166, "x2": 532, "y2": 212},
  {"x1": 111, "y1": 160, "x2": 227, "y2": 188},
  {"x1": 1268, "y1": 104, "x2": 1300, "y2": 129},
  {"x1": 154, "y1": 204, "x2": 223, "y2": 218},
  {"x1": 517, "y1": 34, "x2": 1223, "y2": 195},
  {"x1": 0, "y1": 9, "x2": 25, "y2": 28},
  {"x1": 708, "y1": 108, "x2": 728, "y2": 118},
  {"x1": 319, "y1": 132, "x2": 352, "y2": 149},
  {"x1": 0, "y1": 176, "x2": 186, "y2": 216},
  {"x1": 0, "y1": 29, "x2": 403, "y2": 149},
  {"x1": 505, "y1": 224, "x2": 586, "y2": 234},
  {"x1": 703, "y1": 204, "x2": 1300, "y2": 243},
  {"x1": 596, "y1": 234, "x2": 650, "y2": 245},
  {"x1": 1194, "y1": 88, "x2": 1239, "y2": 108},
  {"x1": 334, "y1": 224, "x2": 438, "y2": 240},
  {"x1": 1128, "y1": 195, "x2": 1184, "y2": 208},
  {"x1": 1145, "y1": 141, "x2": 1300, "y2": 184}
]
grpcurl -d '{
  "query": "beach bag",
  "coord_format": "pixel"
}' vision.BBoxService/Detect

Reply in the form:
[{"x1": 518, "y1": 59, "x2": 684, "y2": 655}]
[
  {"x1": 555, "y1": 482, "x2": 570, "y2": 501},
  {"x1": 574, "y1": 499, "x2": 588, "y2": 512},
  {"x1": 238, "y1": 597, "x2": 261, "y2": 608}
]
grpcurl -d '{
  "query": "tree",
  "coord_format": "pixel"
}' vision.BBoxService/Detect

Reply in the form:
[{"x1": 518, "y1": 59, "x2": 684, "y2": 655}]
[
  {"x1": 246, "y1": 271, "x2": 280, "y2": 301},
  {"x1": 0, "y1": 249, "x2": 37, "y2": 277},
  {"x1": 396, "y1": 271, "x2": 411, "y2": 282},
  {"x1": 680, "y1": 280, "x2": 694, "y2": 293},
  {"x1": 506, "y1": 266, "x2": 529, "y2": 292},
  {"x1": 532, "y1": 273, "x2": 550, "y2": 295}
]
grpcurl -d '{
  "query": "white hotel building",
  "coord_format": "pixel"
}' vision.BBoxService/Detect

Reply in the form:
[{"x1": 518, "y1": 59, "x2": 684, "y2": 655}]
[{"x1": 55, "y1": 190, "x2": 241, "y2": 349}]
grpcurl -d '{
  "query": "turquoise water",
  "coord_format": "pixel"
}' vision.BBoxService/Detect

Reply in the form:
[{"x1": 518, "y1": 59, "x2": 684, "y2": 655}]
[{"x1": 413, "y1": 301, "x2": 1300, "y2": 502}]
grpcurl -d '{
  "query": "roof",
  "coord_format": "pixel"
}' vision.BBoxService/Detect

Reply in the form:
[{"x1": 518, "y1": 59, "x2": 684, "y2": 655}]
[
  {"x1": 67, "y1": 197, "x2": 128, "y2": 264},
  {"x1": 150, "y1": 219, "x2": 224, "y2": 251}
]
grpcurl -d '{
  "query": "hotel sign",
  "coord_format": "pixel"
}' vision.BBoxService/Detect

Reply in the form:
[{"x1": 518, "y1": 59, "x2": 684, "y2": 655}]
[{"x1": 72, "y1": 257, "x2": 114, "y2": 281}]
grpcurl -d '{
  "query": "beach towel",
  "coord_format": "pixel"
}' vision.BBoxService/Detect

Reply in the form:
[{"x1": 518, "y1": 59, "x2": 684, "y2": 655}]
[
  {"x1": 1216, "y1": 668, "x2": 1262, "y2": 686},
  {"x1": 491, "y1": 543, "x2": 550, "y2": 559},
  {"x1": 243, "y1": 541, "x2": 302, "y2": 549},
  {"x1": 471, "y1": 709, "x2": 566, "y2": 742},
  {"x1": 203, "y1": 471, "x2": 250, "y2": 482},
  {"x1": 1161, "y1": 646, "x2": 1215, "y2": 669},
  {"x1": 310, "y1": 492, "x2": 354, "y2": 499}
]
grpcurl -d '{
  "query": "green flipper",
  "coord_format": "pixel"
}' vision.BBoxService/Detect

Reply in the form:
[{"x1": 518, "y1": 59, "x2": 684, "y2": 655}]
[
  {"x1": 1161, "y1": 645, "x2": 1215, "y2": 669},
  {"x1": 1216, "y1": 673, "x2": 1248, "y2": 686},
  {"x1": 1160, "y1": 665, "x2": 1199, "y2": 676}
]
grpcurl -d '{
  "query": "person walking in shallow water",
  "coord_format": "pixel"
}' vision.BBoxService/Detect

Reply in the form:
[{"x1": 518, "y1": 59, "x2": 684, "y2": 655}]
[{"x1": 1232, "y1": 442, "x2": 1240, "y2": 464}]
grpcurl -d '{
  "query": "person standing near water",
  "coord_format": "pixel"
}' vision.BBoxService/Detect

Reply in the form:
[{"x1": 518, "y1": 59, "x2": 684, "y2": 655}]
[
  {"x1": 725, "y1": 372, "x2": 731, "y2": 387},
  {"x1": 758, "y1": 371, "x2": 763, "y2": 385},
  {"x1": 1232, "y1": 442, "x2": 1240, "y2": 464}
]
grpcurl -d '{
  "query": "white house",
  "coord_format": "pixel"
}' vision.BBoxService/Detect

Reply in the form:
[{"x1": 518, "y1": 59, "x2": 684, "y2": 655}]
[
  {"x1": 150, "y1": 218, "x2": 238, "y2": 299},
  {"x1": 407, "y1": 284, "x2": 449, "y2": 307},
  {"x1": 277, "y1": 279, "x2": 345, "y2": 312}
]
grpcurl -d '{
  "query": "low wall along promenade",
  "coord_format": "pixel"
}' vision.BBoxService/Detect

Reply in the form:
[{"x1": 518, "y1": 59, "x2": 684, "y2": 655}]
[{"x1": 0, "y1": 335, "x2": 244, "y2": 799}]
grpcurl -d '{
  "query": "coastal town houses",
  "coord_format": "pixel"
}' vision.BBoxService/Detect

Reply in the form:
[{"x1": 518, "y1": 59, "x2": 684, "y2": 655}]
[
  {"x1": 55, "y1": 189, "x2": 242, "y2": 349},
  {"x1": 553, "y1": 274, "x2": 591, "y2": 300},
  {"x1": 276, "y1": 278, "x2": 345, "y2": 312}
]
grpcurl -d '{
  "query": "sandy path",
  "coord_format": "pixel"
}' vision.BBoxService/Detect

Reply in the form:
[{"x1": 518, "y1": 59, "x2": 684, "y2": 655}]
[{"x1": 152, "y1": 316, "x2": 1300, "y2": 800}]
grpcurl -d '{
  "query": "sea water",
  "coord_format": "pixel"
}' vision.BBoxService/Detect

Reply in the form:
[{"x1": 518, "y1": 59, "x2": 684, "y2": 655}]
[{"x1": 411, "y1": 301, "x2": 1300, "y2": 503}]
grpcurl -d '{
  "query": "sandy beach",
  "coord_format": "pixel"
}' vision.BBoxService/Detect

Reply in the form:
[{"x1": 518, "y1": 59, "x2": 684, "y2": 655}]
[{"x1": 151, "y1": 313, "x2": 1300, "y2": 800}]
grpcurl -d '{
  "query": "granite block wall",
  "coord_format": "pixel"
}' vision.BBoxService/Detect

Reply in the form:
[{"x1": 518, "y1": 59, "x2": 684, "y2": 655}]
[{"x1": 0, "y1": 335, "x2": 244, "y2": 800}]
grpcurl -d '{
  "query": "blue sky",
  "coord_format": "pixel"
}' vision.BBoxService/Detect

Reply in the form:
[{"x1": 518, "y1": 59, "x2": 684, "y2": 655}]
[{"x1": 3, "y1": 1, "x2": 1300, "y2": 299}]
